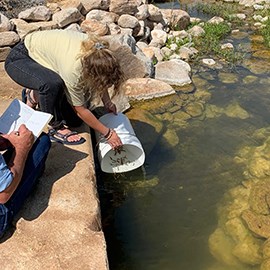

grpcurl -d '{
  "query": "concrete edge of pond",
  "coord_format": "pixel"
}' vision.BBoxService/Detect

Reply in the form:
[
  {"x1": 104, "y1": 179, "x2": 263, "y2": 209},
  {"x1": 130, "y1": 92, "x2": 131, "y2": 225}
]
[{"x1": 0, "y1": 95, "x2": 109, "y2": 268}]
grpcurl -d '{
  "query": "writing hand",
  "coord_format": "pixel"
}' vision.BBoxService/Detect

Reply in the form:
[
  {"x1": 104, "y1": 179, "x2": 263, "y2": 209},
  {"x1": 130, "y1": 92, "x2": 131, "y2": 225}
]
[{"x1": 2, "y1": 124, "x2": 34, "y2": 151}]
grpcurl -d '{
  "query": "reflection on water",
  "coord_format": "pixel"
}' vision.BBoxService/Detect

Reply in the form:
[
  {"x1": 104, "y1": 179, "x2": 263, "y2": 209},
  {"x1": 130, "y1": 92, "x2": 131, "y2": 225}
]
[{"x1": 97, "y1": 3, "x2": 270, "y2": 270}]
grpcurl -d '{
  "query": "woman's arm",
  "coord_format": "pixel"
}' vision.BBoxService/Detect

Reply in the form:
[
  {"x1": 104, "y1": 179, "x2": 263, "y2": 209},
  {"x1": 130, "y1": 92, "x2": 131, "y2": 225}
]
[
  {"x1": 101, "y1": 90, "x2": 117, "y2": 115},
  {"x1": 75, "y1": 105, "x2": 109, "y2": 136},
  {"x1": 74, "y1": 105, "x2": 122, "y2": 148}
]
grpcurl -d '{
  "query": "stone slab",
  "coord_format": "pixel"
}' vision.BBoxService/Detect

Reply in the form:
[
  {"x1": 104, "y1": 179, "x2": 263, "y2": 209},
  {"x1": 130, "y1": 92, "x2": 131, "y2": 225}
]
[{"x1": 0, "y1": 62, "x2": 109, "y2": 270}]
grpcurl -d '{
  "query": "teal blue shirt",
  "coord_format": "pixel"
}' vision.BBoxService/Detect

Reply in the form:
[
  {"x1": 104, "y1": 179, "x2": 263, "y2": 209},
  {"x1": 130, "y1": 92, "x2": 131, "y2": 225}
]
[{"x1": 0, "y1": 155, "x2": 13, "y2": 192}]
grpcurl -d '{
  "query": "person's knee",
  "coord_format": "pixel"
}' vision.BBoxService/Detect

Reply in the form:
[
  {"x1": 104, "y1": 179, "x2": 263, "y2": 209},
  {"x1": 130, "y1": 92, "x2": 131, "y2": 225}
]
[
  {"x1": 41, "y1": 133, "x2": 51, "y2": 152},
  {"x1": 36, "y1": 133, "x2": 51, "y2": 154},
  {"x1": 42, "y1": 77, "x2": 65, "y2": 94}
]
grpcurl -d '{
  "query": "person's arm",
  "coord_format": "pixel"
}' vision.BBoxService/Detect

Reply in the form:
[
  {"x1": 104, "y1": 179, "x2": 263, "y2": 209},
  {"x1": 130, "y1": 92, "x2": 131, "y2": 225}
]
[
  {"x1": 0, "y1": 125, "x2": 34, "y2": 203},
  {"x1": 101, "y1": 90, "x2": 117, "y2": 115},
  {"x1": 74, "y1": 105, "x2": 122, "y2": 148}
]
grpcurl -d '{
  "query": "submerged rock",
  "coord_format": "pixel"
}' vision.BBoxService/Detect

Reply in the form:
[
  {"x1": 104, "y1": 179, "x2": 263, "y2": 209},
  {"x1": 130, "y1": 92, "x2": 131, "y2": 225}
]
[
  {"x1": 261, "y1": 259, "x2": 270, "y2": 270},
  {"x1": 218, "y1": 72, "x2": 239, "y2": 84},
  {"x1": 242, "y1": 209, "x2": 270, "y2": 239},
  {"x1": 249, "y1": 181, "x2": 270, "y2": 215},
  {"x1": 184, "y1": 101, "x2": 204, "y2": 118},
  {"x1": 243, "y1": 58, "x2": 270, "y2": 74},
  {"x1": 209, "y1": 228, "x2": 242, "y2": 267},
  {"x1": 162, "y1": 128, "x2": 179, "y2": 147},
  {"x1": 224, "y1": 102, "x2": 249, "y2": 120},
  {"x1": 232, "y1": 234, "x2": 263, "y2": 266}
]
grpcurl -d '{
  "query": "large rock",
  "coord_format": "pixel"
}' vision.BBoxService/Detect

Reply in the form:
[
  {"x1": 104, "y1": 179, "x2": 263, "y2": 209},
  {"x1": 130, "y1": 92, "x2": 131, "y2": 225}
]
[
  {"x1": 80, "y1": 0, "x2": 110, "y2": 15},
  {"x1": 109, "y1": 0, "x2": 139, "y2": 15},
  {"x1": 103, "y1": 34, "x2": 152, "y2": 78},
  {"x1": 80, "y1": 19, "x2": 108, "y2": 36},
  {"x1": 0, "y1": 47, "x2": 11, "y2": 62},
  {"x1": 161, "y1": 9, "x2": 190, "y2": 30},
  {"x1": 18, "y1": 6, "x2": 52, "y2": 21},
  {"x1": 52, "y1": 7, "x2": 83, "y2": 28},
  {"x1": 0, "y1": 31, "x2": 20, "y2": 46},
  {"x1": 155, "y1": 59, "x2": 192, "y2": 87},
  {"x1": 122, "y1": 77, "x2": 175, "y2": 100},
  {"x1": 86, "y1": 9, "x2": 119, "y2": 24},
  {"x1": 0, "y1": 13, "x2": 13, "y2": 31},
  {"x1": 10, "y1": 18, "x2": 58, "y2": 39}
]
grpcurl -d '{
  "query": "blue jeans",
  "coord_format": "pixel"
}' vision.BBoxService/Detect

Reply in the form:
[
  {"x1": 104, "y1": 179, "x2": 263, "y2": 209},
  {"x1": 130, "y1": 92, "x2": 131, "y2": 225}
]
[
  {"x1": 0, "y1": 133, "x2": 51, "y2": 237},
  {"x1": 4, "y1": 42, "x2": 82, "y2": 128}
]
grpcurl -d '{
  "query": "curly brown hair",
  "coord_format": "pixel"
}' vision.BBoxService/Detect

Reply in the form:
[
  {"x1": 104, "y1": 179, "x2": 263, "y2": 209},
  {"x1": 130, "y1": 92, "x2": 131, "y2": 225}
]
[{"x1": 79, "y1": 34, "x2": 124, "y2": 100}]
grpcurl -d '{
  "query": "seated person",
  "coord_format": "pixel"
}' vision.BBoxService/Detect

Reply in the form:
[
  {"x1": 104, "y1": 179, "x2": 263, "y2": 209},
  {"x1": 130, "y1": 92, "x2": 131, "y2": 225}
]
[{"x1": 0, "y1": 124, "x2": 51, "y2": 238}]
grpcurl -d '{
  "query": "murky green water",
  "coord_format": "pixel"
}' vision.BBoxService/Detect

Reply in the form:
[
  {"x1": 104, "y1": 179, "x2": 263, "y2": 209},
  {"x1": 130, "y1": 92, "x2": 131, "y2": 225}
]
[{"x1": 97, "y1": 2, "x2": 270, "y2": 270}]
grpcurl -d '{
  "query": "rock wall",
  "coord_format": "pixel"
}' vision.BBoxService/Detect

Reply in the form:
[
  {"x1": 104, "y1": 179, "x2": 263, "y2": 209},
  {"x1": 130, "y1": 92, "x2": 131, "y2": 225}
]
[{"x1": 0, "y1": 0, "x2": 193, "y2": 102}]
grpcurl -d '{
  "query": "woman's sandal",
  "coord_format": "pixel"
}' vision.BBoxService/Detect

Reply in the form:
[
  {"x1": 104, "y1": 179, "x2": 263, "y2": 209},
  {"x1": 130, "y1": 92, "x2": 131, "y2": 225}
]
[
  {"x1": 22, "y1": 88, "x2": 38, "y2": 109},
  {"x1": 48, "y1": 128, "x2": 86, "y2": 145}
]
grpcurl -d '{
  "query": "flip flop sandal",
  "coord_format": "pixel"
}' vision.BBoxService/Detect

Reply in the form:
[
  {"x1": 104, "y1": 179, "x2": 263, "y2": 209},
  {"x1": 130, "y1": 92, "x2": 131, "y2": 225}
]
[
  {"x1": 49, "y1": 129, "x2": 86, "y2": 145},
  {"x1": 22, "y1": 88, "x2": 38, "y2": 109}
]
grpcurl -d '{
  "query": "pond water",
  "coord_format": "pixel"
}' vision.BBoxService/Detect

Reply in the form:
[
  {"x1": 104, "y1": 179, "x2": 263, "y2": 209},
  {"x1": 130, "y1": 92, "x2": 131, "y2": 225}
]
[{"x1": 96, "y1": 2, "x2": 270, "y2": 270}]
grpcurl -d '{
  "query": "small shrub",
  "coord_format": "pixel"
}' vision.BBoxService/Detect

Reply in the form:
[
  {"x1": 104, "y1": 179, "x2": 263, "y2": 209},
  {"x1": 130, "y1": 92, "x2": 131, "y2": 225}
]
[
  {"x1": 194, "y1": 22, "x2": 231, "y2": 55},
  {"x1": 195, "y1": 3, "x2": 238, "y2": 22},
  {"x1": 260, "y1": 17, "x2": 270, "y2": 47},
  {"x1": 192, "y1": 22, "x2": 243, "y2": 65}
]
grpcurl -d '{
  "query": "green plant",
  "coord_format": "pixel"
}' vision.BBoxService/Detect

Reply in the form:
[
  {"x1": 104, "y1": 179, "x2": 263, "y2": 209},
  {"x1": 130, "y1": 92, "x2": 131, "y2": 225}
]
[
  {"x1": 260, "y1": 17, "x2": 270, "y2": 47},
  {"x1": 195, "y1": 3, "x2": 236, "y2": 21},
  {"x1": 192, "y1": 22, "x2": 243, "y2": 65},
  {"x1": 194, "y1": 2, "x2": 243, "y2": 26},
  {"x1": 152, "y1": 58, "x2": 158, "y2": 65},
  {"x1": 194, "y1": 22, "x2": 231, "y2": 55},
  {"x1": 254, "y1": 8, "x2": 270, "y2": 18},
  {"x1": 219, "y1": 48, "x2": 245, "y2": 67},
  {"x1": 166, "y1": 36, "x2": 190, "y2": 51}
]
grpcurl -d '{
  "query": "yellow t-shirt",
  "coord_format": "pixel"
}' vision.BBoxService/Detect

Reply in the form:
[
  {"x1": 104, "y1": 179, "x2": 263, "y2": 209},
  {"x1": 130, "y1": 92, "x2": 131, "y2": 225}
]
[{"x1": 24, "y1": 29, "x2": 88, "y2": 106}]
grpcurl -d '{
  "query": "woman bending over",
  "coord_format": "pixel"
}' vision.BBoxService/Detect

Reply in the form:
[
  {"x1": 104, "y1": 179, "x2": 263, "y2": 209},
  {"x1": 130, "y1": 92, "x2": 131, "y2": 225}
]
[{"x1": 5, "y1": 29, "x2": 124, "y2": 148}]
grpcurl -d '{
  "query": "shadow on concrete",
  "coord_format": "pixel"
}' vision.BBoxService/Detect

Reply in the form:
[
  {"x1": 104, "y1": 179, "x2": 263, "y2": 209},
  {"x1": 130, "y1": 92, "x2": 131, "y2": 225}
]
[
  {"x1": 0, "y1": 141, "x2": 88, "y2": 243},
  {"x1": 23, "y1": 142, "x2": 88, "y2": 220}
]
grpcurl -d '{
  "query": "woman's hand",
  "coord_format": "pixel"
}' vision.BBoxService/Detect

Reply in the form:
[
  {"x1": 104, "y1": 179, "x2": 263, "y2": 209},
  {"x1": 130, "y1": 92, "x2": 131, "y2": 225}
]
[{"x1": 105, "y1": 129, "x2": 122, "y2": 149}]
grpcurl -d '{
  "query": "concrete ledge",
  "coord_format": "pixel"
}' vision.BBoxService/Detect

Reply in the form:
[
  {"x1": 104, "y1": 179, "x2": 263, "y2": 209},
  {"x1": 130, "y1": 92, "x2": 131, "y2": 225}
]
[{"x1": 0, "y1": 98, "x2": 108, "y2": 270}]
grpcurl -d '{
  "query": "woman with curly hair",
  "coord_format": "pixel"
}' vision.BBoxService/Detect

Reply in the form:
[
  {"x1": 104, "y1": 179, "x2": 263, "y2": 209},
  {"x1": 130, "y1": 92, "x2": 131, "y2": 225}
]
[{"x1": 5, "y1": 29, "x2": 124, "y2": 148}]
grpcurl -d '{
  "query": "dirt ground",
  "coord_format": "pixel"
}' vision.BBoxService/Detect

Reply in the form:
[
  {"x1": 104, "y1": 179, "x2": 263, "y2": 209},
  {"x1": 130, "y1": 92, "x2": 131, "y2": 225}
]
[{"x1": 0, "y1": 62, "x2": 22, "y2": 100}]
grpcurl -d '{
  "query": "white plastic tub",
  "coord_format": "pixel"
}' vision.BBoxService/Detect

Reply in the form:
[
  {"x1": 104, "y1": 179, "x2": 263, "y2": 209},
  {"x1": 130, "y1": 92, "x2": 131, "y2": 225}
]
[{"x1": 95, "y1": 113, "x2": 145, "y2": 173}]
